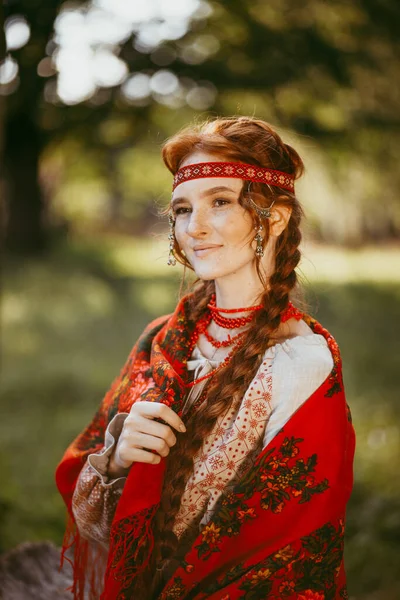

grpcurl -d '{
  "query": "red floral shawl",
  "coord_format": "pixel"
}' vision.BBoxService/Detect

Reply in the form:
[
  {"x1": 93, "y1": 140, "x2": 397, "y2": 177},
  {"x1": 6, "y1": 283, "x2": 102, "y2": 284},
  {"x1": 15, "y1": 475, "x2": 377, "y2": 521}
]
[{"x1": 55, "y1": 295, "x2": 355, "y2": 600}]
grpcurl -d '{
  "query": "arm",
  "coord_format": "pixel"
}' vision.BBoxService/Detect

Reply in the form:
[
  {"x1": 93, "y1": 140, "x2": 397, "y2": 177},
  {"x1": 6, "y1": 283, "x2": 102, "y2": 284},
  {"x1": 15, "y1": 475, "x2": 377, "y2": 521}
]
[
  {"x1": 71, "y1": 401, "x2": 186, "y2": 548},
  {"x1": 71, "y1": 412, "x2": 128, "y2": 549},
  {"x1": 55, "y1": 313, "x2": 171, "y2": 513}
]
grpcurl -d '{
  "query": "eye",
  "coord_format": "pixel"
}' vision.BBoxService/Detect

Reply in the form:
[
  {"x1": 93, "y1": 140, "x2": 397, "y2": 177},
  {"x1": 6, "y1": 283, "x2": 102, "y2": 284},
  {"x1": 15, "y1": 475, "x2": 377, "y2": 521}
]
[
  {"x1": 214, "y1": 198, "x2": 231, "y2": 207},
  {"x1": 173, "y1": 206, "x2": 191, "y2": 216}
]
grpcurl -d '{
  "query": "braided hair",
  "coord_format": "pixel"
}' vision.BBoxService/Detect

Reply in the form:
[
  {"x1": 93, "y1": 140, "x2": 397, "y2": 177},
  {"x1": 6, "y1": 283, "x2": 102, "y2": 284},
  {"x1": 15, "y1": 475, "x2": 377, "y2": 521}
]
[{"x1": 135, "y1": 117, "x2": 307, "y2": 596}]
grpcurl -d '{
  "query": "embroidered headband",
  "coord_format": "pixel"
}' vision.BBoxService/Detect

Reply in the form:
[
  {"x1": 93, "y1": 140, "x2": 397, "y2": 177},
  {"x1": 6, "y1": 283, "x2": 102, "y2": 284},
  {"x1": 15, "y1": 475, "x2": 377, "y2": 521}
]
[{"x1": 172, "y1": 161, "x2": 295, "y2": 193}]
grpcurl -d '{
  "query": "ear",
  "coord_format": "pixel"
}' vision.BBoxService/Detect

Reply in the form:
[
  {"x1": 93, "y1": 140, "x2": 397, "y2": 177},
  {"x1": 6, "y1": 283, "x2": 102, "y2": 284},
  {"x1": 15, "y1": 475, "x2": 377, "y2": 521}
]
[{"x1": 268, "y1": 205, "x2": 292, "y2": 237}]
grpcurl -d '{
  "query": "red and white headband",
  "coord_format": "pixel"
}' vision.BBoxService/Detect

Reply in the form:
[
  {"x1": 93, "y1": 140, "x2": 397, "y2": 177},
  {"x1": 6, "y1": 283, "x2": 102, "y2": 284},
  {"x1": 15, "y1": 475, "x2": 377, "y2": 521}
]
[{"x1": 172, "y1": 161, "x2": 295, "y2": 193}]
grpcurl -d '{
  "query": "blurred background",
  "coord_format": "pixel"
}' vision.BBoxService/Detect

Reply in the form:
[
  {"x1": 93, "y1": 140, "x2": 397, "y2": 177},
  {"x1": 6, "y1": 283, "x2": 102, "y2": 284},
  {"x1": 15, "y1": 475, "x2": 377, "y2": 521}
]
[{"x1": 0, "y1": 1, "x2": 399, "y2": 598}]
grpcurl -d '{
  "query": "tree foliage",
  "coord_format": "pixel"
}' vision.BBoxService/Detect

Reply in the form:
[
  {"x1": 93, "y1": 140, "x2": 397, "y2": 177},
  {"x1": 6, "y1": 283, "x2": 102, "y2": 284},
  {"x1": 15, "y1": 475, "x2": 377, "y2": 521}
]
[{"x1": 1, "y1": 0, "x2": 400, "y2": 252}]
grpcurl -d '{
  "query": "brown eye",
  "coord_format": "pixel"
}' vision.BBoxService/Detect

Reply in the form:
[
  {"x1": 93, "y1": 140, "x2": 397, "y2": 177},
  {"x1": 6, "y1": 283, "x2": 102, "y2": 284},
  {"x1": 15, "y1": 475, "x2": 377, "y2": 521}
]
[
  {"x1": 214, "y1": 198, "x2": 231, "y2": 207},
  {"x1": 174, "y1": 207, "x2": 191, "y2": 215}
]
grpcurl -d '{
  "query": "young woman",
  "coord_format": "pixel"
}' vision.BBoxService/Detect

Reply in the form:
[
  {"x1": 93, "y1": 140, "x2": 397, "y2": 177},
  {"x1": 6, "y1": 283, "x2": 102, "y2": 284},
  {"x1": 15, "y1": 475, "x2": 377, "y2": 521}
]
[{"x1": 56, "y1": 117, "x2": 355, "y2": 600}]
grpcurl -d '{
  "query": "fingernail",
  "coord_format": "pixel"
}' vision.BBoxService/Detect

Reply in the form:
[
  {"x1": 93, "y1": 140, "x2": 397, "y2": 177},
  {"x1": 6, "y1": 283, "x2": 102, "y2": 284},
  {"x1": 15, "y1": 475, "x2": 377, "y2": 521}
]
[{"x1": 180, "y1": 424, "x2": 186, "y2": 432}]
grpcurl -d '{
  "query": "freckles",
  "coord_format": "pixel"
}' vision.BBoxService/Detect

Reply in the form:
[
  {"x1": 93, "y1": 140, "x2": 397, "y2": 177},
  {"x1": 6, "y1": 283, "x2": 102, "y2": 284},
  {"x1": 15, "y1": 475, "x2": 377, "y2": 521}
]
[
  {"x1": 217, "y1": 213, "x2": 252, "y2": 240},
  {"x1": 212, "y1": 254, "x2": 224, "y2": 265},
  {"x1": 174, "y1": 228, "x2": 187, "y2": 249}
]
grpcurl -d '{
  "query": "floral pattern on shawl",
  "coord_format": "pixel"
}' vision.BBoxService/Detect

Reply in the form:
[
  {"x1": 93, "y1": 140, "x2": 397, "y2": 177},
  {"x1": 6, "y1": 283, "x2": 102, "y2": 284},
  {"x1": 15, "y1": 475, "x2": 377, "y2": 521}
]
[
  {"x1": 163, "y1": 519, "x2": 346, "y2": 600},
  {"x1": 196, "y1": 519, "x2": 345, "y2": 600},
  {"x1": 157, "y1": 310, "x2": 354, "y2": 600},
  {"x1": 194, "y1": 436, "x2": 330, "y2": 561},
  {"x1": 56, "y1": 295, "x2": 355, "y2": 600}
]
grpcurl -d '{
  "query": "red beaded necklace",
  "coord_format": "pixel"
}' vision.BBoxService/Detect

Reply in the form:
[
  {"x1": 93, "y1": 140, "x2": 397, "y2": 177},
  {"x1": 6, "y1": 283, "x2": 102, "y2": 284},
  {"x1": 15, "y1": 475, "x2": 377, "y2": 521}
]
[
  {"x1": 208, "y1": 294, "x2": 263, "y2": 313},
  {"x1": 198, "y1": 313, "x2": 247, "y2": 348},
  {"x1": 186, "y1": 322, "x2": 245, "y2": 388},
  {"x1": 203, "y1": 328, "x2": 246, "y2": 348},
  {"x1": 207, "y1": 294, "x2": 263, "y2": 329},
  {"x1": 185, "y1": 297, "x2": 302, "y2": 388}
]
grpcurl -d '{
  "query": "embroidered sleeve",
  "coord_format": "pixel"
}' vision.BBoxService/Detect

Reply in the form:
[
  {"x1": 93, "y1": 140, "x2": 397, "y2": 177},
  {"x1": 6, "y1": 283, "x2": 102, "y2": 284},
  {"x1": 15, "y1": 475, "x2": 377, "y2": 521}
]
[
  {"x1": 71, "y1": 412, "x2": 129, "y2": 548},
  {"x1": 263, "y1": 335, "x2": 334, "y2": 447}
]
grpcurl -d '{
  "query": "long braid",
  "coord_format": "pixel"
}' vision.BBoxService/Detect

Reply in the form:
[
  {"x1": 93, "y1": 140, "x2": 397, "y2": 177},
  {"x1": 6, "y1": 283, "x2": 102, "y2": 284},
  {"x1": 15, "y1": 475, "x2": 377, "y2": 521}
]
[
  {"x1": 134, "y1": 224, "x2": 304, "y2": 598},
  {"x1": 134, "y1": 117, "x2": 307, "y2": 597}
]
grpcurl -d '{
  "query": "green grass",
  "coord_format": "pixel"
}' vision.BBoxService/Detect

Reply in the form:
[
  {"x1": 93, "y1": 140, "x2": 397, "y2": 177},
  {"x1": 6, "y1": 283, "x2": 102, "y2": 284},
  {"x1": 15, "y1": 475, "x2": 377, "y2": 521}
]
[{"x1": 1, "y1": 237, "x2": 400, "y2": 599}]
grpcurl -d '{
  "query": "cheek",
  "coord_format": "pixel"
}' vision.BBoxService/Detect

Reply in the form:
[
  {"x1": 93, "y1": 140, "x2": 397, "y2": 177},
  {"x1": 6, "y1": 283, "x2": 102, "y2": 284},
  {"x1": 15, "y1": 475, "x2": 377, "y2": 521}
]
[
  {"x1": 173, "y1": 221, "x2": 186, "y2": 246},
  {"x1": 221, "y1": 215, "x2": 254, "y2": 246}
]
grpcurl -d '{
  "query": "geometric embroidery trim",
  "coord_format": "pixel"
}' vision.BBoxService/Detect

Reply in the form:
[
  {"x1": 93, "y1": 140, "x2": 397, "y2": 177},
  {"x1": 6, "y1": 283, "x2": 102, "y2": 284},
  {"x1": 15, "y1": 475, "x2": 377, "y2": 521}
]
[
  {"x1": 172, "y1": 354, "x2": 274, "y2": 540},
  {"x1": 172, "y1": 162, "x2": 295, "y2": 193}
]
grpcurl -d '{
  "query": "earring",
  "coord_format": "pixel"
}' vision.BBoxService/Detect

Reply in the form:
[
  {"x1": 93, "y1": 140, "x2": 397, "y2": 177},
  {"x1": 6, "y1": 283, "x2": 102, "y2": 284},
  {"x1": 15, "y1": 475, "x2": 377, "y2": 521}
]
[
  {"x1": 248, "y1": 197, "x2": 275, "y2": 219},
  {"x1": 245, "y1": 182, "x2": 275, "y2": 219},
  {"x1": 167, "y1": 212, "x2": 176, "y2": 266},
  {"x1": 254, "y1": 223, "x2": 264, "y2": 257}
]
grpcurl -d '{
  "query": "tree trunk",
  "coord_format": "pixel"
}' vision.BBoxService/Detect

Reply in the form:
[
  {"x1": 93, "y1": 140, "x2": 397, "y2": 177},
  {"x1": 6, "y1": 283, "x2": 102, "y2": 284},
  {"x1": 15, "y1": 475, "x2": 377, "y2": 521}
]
[{"x1": 4, "y1": 112, "x2": 47, "y2": 254}]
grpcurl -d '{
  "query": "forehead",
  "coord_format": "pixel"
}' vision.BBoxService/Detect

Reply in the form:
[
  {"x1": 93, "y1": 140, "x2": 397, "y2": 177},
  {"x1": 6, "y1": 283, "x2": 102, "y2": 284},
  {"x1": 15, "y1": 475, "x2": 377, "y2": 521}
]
[
  {"x1": 172, "y1": 151, "x2": 243, "y2": 200},
  {"x1": 171, "y1": 177, "x2": 243, "y2": 201}
]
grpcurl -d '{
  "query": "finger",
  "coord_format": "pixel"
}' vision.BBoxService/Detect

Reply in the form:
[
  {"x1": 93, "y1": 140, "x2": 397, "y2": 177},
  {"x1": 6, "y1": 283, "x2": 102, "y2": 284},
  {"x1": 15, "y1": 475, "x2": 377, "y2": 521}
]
[
  {"x1": 123, "y1": 414, "x2": 177, "y2": 447},
  {"x1": 133, "y1": 416, "x2": 177, "y2": 447},
  {"x1": 124, "y1": 448, "x2": 161, "y2": 465},
  {"x1": 126, "y1": 431, "x2": 171, "y2": 457},
  {"x1": 138, "y1": 401, "x2": 186, "y2": 433}
]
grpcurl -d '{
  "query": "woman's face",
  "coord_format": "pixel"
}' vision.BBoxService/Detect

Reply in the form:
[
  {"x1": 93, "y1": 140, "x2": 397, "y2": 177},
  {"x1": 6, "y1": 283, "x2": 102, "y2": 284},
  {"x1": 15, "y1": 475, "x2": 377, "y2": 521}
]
[{"x1": 171, "y1": 152, "x2": 259, "y2": 281}]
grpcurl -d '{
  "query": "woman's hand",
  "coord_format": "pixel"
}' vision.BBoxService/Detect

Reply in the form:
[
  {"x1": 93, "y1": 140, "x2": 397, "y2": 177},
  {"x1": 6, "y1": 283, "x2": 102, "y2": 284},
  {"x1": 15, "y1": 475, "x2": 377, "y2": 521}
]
[{"x1": 108, "y1": 401, "x2": 186, "y2": 479}]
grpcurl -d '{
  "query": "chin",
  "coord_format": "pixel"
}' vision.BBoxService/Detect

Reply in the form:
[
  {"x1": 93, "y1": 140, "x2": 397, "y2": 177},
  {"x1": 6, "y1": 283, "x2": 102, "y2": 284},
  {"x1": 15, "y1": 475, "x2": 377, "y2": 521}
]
[
  {"x1": 193, "y1": 270, "x2": 221, "y2": 281},
  {"x1": 192, "y1": 267, "x2": 237, "y2": 281},
  {"x1": 197, "y1": 274, "x2": 218, "y2": 281},
  {"x1": 192, "y1": 257, "x2": 256, "y2": 280},
  {"x1": 189, "y1": 263, "x2": 222, "y2": 280}
]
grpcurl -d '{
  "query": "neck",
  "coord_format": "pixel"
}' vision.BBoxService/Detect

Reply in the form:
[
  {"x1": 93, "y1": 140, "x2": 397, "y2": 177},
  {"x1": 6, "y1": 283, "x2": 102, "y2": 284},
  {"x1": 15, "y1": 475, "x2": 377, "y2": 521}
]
[
  {"x1": 213, "y1": 269, "x2": 269, "y2": 311},
  {"x1": 212, "y1": 234, "x2": 277, "y2": 311}
]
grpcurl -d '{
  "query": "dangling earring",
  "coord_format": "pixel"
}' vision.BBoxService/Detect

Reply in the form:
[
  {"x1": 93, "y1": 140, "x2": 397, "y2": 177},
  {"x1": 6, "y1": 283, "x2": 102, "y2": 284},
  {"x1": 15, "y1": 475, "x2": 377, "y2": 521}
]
[
  {"x1": 248, "y1": 198, "x2": 275, "y2": 219},
  {"x1": 167, "y1": 212, "x2": 176, "y2": 266},
  {"x1": 254, "y1": 223, "x2": 264, "y2": 257},
  {"x1": 245, "y1": 182, "x2": 276, "y2": 219}
]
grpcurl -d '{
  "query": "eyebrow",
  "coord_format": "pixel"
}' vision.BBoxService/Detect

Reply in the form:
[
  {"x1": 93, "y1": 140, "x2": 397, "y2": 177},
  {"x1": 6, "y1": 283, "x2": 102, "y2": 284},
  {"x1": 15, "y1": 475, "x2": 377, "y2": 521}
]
[{"x1": 171, "y1": 185, "x2": 237, "y2": 208}]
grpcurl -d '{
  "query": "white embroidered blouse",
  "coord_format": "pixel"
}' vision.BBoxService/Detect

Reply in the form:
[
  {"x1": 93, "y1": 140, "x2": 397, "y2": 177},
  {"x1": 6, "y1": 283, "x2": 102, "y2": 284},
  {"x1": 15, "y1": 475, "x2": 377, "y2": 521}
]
[{"x1": 71, "y1": 333, "x2": 333, "y2": 549}]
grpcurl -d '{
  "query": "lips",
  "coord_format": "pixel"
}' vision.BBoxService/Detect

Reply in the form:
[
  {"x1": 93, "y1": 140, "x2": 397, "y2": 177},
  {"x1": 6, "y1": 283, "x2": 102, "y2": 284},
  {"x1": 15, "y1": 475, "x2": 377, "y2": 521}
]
[
  {"x1": 192, "y1": 244, "x2": 222, "y2": 256},
  {"x1": 193, "y1": 245, "x2": 221, "y2": 251}
]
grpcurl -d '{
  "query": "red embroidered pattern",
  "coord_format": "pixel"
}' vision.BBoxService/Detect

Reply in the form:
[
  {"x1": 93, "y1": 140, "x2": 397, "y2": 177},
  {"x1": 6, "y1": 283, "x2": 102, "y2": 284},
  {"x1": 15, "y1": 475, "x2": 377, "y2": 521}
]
[
  {"x1": 172, "y1": 162, "x2": 295, "y2": 193},
  {"x1": 173, "y1": 354, "x2": 274, "y2": 541},
  {"x1": 281, "y1": 301, "x2": 303, "y2": 323},
  {"x1": 56, "y1": 295, "x2": 355, "y2": 600},
  {"x1": 179, "y1": 518, "x2": 346, "y2": 599},
  {"x1": 103, "y1": 504, "x2": 159, "y2": 599},
  {"x1": 192, "y1": 436, "x2": 329, "y2": 561}
]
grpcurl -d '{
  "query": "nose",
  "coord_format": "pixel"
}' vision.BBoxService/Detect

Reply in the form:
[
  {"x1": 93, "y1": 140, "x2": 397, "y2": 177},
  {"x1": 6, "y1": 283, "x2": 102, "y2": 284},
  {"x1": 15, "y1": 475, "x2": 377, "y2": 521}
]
[{"x1": 186, "y1": 209, "x2": 210, "y2": 238}]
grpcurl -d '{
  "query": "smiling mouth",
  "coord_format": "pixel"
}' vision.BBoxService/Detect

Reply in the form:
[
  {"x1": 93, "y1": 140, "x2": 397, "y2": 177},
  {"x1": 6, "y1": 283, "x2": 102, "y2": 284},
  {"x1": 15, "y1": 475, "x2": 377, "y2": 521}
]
[{"x1": 193, "y1": 246, "x2": 222, "y2": 256}]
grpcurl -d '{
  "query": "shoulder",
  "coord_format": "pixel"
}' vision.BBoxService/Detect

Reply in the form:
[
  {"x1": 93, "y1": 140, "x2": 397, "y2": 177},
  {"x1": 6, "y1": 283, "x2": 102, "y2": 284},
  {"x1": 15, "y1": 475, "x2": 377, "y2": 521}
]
[
  {"x1": 255, "y1": 334, "x2": 334, "y2": 418},
  {"x1": 260, "y1": 313, "x2": 335, "y2": 380},
  {"x1": 268, "y1": 333, "x2": 334, "y2": 387},
  {"x1": 133, "y1": 313, "x2": 172, "y2": 355},
  {"x1": 274, "y1": 316, "x2": 314, "y2": 343},
  {"x1": 143, "y1": 313, "x2": 172, "y2": 334}
]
